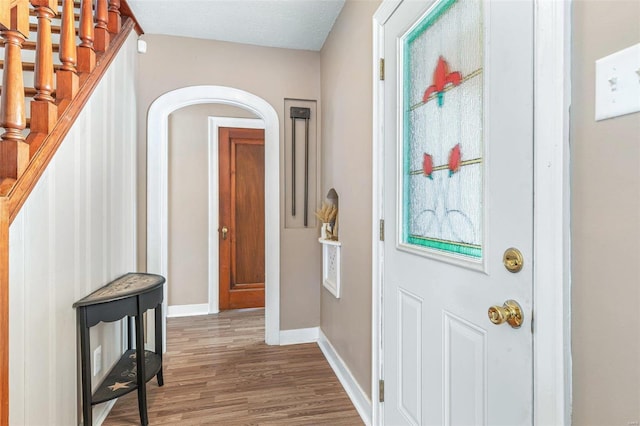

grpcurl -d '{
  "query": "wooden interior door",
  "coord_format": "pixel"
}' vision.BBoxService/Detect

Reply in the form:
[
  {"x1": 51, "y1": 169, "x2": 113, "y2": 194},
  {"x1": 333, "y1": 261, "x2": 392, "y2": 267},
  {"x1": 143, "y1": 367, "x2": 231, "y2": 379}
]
[{"x1": 219, "y1": 127, "x2": 265, "y2": 310}]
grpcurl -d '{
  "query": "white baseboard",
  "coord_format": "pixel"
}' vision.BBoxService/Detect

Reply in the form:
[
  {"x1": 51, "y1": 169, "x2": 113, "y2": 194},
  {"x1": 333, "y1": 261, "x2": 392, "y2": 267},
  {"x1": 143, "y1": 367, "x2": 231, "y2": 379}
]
[
  {"x1": 92, "y1": 399, "x2": 117, "y2": 426},
  {"x1": 318, "y1": 331, "x2": 372, "y2": 426},
  {"x1": 167, "y1": 303, "x2": 209, "y2": 318},
  {"x1": 279, "y1": 326, "x2": 319, "y2": 345}
]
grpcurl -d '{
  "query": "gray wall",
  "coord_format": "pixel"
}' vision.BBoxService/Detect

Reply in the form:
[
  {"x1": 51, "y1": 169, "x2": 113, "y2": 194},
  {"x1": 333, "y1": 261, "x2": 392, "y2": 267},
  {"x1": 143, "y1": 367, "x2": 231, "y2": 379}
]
[
  {"x1": 168, "y1": 104, "x2": 255, "y2": 307},
  {"x1": 320, "y1": 0, "x2": 381, "y2": 398},
  {"x1": 137, "y1": 35, "x2": 322, "y2": 330},
  {"x1": 571, "y1": 0, "x2": 640, "y2": 423}
]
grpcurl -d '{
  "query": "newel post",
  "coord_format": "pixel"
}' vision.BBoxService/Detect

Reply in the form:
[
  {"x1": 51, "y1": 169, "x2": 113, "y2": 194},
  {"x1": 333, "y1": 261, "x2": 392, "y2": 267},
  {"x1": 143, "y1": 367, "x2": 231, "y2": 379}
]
[
  {"x1": 94, "y1": 0, "x2": 110, "y2": 52},
  {"x1": 28, "y1": 0, "x2": 59, "y2": 155},
  {"x1": 0, "y1": 0, "x2": 30, "y2": 180},
  {"x1": 77, "y1": 0, "x2": 96, "y2": 72},
  {"x1": 56, "y1": 0, "x2": 79, "y2": 111}
]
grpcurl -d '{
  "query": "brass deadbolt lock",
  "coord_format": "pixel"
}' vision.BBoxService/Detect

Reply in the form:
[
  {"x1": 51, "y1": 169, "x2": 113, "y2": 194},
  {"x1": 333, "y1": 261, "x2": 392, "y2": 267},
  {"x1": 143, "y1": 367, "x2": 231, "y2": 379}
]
[{"x1": 503, "y1": 247, "x2": 524, "y2": 273}]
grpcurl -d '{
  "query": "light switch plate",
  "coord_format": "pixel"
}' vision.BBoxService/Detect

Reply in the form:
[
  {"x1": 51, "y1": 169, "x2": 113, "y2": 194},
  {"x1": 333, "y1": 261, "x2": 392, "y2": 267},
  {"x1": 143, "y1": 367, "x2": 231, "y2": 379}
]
[{"x1": 595, "y1": 43, "x2": 640, "y2": 121}]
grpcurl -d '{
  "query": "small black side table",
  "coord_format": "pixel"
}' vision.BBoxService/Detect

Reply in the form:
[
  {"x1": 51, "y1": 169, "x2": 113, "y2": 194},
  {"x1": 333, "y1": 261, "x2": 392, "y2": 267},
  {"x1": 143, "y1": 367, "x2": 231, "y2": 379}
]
[{"x1": 73, "y1": 273, "x2": 165, "y2": 426}]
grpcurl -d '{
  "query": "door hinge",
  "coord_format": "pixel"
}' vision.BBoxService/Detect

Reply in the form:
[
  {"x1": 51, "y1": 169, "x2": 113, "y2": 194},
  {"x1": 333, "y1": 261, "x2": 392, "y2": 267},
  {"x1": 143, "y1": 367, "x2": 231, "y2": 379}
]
[
  {"x1": 379, "y1": 58, "x2": 385, "y2": 81},
  {"x1": 379, "y1": 379, "x2": 385, "y2": 402},
  {"x1": 379, "y1": 219, "x2": 385, "y2": 241}
]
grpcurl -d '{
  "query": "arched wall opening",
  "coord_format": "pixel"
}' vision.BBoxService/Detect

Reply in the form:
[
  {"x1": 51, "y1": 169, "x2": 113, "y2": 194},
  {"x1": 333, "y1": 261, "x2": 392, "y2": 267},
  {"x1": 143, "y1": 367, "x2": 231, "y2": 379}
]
[{"x1": 147, "y1": 85, "x2": 281, "y2": 349}]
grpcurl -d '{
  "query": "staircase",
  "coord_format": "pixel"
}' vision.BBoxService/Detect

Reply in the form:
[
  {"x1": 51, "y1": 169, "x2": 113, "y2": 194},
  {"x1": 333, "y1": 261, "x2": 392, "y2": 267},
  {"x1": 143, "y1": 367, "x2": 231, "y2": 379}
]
[{"x1": 0, "y1": 0, "x2": 141, "y2": 423}]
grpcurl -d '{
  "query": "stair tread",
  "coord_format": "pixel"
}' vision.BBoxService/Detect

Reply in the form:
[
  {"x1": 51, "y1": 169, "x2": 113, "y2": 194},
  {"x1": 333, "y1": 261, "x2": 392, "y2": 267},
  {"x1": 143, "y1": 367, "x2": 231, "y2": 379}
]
[
  {"x1": 30, "y1": 10, "x2": 80, "y2": 20},
  {"x1": 1, "y1": 41, "x2": 62, "y2": 52},
  {"x1": 0, "y1": 86, "x2": 43, "y2": 97},
  {"x1": 29, "y1": 23, "x2": 77, "y2": 35},
  {"x1": 58, "y1": 1, "x2": 84, "y2": 8},
  {"x1": 0, "y1": 61, "x2": 62, "y2": 72}
]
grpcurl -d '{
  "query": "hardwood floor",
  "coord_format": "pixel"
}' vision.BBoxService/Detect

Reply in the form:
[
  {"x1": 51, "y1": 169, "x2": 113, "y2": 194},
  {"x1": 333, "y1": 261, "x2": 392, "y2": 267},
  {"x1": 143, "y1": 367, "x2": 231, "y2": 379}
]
[{"x1": 103, "y1": 309, "x2": 363, "y2": 425}]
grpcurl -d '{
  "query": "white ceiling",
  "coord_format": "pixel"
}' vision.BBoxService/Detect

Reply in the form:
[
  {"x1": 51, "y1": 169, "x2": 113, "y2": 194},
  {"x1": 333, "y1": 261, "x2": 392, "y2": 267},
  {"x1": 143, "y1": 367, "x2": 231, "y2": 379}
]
[{"x1": 126, "y1": 0, "x2": 346, "y2": 51}]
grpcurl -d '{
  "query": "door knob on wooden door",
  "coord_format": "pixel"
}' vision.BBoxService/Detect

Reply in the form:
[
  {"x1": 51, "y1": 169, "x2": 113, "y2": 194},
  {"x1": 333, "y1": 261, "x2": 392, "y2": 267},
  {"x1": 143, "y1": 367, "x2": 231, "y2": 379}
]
[
  {"x1": 488, "y1": 300, "x2": 523, "y2": 328},
  {"x1": 221, "y1": 226, "x2": 228, "y2": 240}
]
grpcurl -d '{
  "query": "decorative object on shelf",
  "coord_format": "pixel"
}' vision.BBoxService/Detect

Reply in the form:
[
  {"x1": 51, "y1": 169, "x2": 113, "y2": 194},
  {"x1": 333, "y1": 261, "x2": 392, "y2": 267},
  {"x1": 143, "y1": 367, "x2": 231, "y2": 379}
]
[
  {"x1": 314, "y1": 202, "x2": 338, "y2": 240},
  {"x1": 73, "y1": 273, "x2": 165, "y2": 426}
]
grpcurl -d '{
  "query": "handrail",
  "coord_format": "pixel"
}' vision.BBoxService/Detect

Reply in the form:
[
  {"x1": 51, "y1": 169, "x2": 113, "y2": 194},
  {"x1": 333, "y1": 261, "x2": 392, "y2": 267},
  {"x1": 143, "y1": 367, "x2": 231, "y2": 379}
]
[{"x1": 0, "y1": 0, "x2": 142, "y2": 422}]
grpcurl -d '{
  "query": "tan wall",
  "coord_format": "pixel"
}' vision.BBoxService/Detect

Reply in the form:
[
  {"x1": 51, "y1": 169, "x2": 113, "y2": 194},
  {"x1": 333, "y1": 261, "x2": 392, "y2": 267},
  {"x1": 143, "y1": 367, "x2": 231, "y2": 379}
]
[
  {"x1": 571, "y1": 1, "x2": 640, "y2": 423},
  {"x1": 168, "y1": 104, "x2": 256, "y2": 306},
  {"x1": 137, "y1": 35, "x2": 321, "y2": 329},
  {"x1": 320, "y1": 0, "x2": 381, "y2": 399}
]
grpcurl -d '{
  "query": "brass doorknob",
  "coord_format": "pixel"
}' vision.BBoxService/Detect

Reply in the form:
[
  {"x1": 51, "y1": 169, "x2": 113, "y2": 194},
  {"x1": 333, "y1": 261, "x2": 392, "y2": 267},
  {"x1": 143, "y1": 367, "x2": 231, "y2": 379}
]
[
  {"x1": 488, "y1": 300, "x2": 523, "y2": 328},
  {"x1": 221, "y1": 226, "x2": 228, "y2": 240}
]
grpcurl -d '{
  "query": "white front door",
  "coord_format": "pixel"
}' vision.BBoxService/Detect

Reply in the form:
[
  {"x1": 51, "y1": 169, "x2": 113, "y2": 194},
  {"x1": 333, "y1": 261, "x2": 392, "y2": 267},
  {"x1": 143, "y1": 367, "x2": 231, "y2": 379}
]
[{"x1": 381, "y1": 0, "x2": 533, "y2": 424}]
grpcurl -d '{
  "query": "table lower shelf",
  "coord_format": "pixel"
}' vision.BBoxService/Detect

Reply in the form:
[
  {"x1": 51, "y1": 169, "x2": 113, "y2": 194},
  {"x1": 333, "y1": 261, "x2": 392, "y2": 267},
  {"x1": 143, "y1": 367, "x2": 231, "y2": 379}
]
[{"x1": 92, "y1": 349, "x2": 161, "y2": 405}]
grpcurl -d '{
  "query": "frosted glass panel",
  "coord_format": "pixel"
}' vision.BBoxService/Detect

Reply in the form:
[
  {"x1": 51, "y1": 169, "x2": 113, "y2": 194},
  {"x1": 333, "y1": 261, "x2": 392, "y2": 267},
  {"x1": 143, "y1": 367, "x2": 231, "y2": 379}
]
[{"x1": 401, "y1": 0, "x2": 483, "y2": 259}]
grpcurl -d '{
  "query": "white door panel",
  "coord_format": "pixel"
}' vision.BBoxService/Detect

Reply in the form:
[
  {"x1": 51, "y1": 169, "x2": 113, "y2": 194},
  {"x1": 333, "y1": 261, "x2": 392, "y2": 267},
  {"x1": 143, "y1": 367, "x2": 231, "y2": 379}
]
[{"x1": 382, "y1": 0, "x2": 534, "y2": 424}]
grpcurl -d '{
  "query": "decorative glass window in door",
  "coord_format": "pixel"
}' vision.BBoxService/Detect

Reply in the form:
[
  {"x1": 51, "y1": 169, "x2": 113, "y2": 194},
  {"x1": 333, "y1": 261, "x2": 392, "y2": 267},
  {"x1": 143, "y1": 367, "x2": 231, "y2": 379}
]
[{"x1": 401, "y1": 0, "x2": 483, "y2": 259}]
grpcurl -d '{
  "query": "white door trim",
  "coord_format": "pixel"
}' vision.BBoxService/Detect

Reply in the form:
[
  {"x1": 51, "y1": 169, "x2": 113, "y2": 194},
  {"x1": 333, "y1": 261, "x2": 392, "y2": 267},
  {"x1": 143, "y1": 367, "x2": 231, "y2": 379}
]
[
  {"x1": 207, "y1": 117, "x2": 265, "y2": 315},
  {"x1": 371, "y1": 1, "x2": 572, "y2": 424},
  {"x1": 147, "y1": 85, "x2": 280, "y2": 348}
]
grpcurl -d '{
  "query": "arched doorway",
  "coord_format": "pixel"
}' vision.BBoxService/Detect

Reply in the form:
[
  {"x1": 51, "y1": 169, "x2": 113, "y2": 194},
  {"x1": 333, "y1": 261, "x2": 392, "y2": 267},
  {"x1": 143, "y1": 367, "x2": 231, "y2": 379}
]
[{"x1": 147, "y1": 86, "x2": 280, "y2": 348}]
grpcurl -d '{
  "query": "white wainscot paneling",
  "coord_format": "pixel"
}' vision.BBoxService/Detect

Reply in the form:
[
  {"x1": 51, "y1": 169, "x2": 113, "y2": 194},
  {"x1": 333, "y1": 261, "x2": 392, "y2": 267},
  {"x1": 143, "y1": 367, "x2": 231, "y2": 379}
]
[{"x1": 8, "y1": 31, "x2": 139, "y2": 426}]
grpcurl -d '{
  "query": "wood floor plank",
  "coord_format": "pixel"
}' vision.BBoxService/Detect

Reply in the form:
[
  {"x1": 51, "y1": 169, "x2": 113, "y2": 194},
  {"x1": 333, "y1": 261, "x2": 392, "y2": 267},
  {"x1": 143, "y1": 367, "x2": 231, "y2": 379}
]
[{"x1": 103, "y1": 309, "x2": 363, "y2": 425}]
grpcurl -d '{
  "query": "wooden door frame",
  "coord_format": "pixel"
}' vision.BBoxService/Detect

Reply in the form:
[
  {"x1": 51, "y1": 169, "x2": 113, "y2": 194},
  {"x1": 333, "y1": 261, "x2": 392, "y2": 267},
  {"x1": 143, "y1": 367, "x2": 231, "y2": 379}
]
[
  {"x1": 371, "y1": 1, "x2": 572, "y2": 424},
  {"x1": 147, "y1": 86, "x2": 281, "y2": 349},
  {"x1": 208, "y1": 117, "x2": 265, "y2": 314}
]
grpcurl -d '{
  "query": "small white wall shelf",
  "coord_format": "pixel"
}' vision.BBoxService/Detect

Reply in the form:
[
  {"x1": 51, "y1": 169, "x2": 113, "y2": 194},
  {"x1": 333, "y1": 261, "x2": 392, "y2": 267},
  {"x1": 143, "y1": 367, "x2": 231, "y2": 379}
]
[{"x1": 319, "y1": 238, "x2": 341, "y2": 298}]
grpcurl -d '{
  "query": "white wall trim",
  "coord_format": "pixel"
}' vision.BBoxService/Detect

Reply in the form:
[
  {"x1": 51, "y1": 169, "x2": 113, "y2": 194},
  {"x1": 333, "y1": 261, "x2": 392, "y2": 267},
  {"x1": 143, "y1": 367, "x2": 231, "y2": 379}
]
[
  {"x1": 207, "y1": 117, "x2": 265, "y2": 315},
  {"x1": 93, "y1": 399, "x2": 117, "y2": 426},
  {"x1": 279, "y1": 327, "x2": 319, "y2": 346},
  {"x1": 371, "y1": 6, "x2": 387, "y2": 425},
  {"x1": 533, "y1": 1, "x2": 572, "y2": 424},
  {"x1": 167, "y1": 303, "x2": 210, "y2": 318},
  {"x1": 318, "y1": 331, "x2": 372, "y2": 426},
  {"x1": 371, "y1": 1, "x2": 572, "y2": 424},
  {"x1": 147, "y1": 86, "x2": 281, "y2": 348}
]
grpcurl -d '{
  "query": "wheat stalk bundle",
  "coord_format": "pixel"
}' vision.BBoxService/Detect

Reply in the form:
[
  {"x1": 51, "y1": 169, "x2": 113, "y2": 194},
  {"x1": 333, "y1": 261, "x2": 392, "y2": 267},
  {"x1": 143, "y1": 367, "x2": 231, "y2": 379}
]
[{"x1": 314, "y1": 202, "x2": 338, "y2": 223}]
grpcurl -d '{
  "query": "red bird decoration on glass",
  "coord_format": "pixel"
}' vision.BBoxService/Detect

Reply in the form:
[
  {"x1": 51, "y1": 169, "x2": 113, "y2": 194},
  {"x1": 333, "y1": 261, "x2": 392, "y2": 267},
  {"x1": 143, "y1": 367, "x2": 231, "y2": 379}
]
[
  {"x1": 448, "y1": 144, "x2": 461, "y2": 177},
  {"x1": 423, "y1": 153, "x2": 433, "y2": 180},
  {"x1": 422, "y1": 56, "x2": 462, "y2": 107}
]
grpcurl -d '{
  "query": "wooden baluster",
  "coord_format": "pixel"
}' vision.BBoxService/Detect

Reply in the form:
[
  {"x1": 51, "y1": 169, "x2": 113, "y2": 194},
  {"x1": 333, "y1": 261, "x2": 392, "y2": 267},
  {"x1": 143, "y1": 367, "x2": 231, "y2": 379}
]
[
  {"x1": 56, "y1": 0, "x2": 79, "y2": 111},
  {"x1": 28, "y1": 0, "x2": 58, "y2": 155},
  {"x1": 94, "y1": 0, "x2": 110, "y2": 52},
  {"x1": 0, "y1": 0, "x2": 30, "y2": 180},
  {"x1": 77, "y1": 0, "x2": 95, "y2": 72},
  {"x1": 107, "y1": 0, "x2": 121, "y2": 34},
  {"x1": 0, "y1": 2, "x2": 9, "y2": 30}
]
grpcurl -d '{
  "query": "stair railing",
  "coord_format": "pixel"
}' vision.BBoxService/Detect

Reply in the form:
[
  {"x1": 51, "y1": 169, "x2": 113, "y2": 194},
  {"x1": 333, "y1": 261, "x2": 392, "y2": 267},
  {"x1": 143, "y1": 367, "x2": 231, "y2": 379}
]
[
  {"x1": 0, "y1": 0, "x2": 142, "y2": 423},
  {"x1": 0, "y1": 0, "x2": 136, "y2": 189}
]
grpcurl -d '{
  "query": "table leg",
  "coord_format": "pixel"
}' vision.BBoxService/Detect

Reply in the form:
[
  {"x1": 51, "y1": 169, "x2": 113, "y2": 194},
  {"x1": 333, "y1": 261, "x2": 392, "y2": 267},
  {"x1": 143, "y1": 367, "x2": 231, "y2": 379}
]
[
  {"x1": 78, "y1": 308, "x2": 93, "y2": 426},
  {"x1": 127, "y1": 316, "x2": 134, "y2": 351},
  {"x1": 135, "y1": 299, "x2": 148, "y2": 426},
  {"x1": 154, "y1": 303, "x2": 164, "y2": 387}
]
